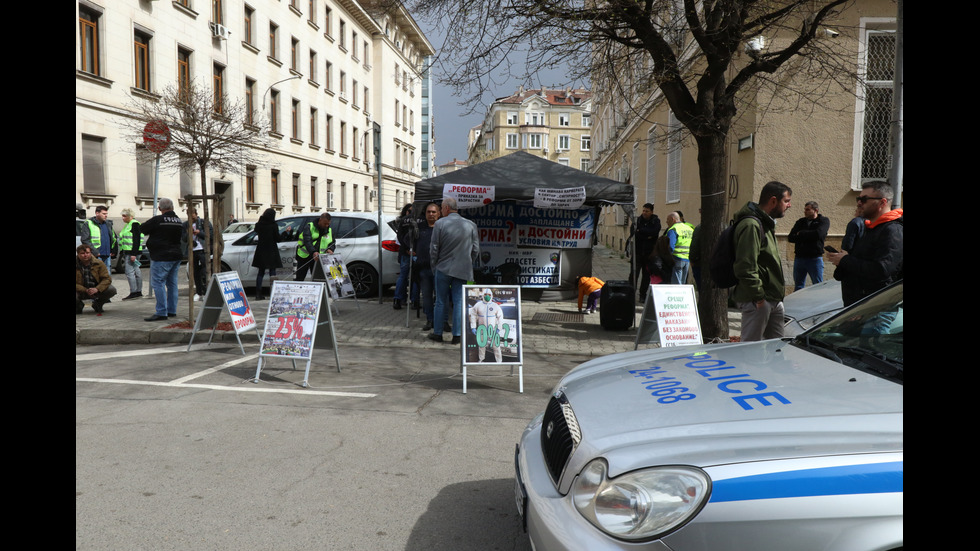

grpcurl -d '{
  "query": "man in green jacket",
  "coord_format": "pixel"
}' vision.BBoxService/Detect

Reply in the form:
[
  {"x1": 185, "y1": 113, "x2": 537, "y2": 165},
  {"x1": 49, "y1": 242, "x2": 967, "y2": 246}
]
[{"x1": 733, "y1": 181, "x2": 792, "y2": 341}]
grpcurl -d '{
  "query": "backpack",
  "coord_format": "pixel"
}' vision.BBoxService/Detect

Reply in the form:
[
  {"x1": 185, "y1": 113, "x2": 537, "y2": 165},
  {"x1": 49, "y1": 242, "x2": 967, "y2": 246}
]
[{"x1": 709, "y1": 215, "x2": 765, "y2": 288}]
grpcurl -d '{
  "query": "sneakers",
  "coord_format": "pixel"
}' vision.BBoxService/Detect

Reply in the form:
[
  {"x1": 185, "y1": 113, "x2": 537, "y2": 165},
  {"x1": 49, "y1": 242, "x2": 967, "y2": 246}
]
[
  {"x1": 427, "y1": 333, "x2": 443, "y2": 343},
  {"x1": 122, "y1": 292, "x2": 143, "y2": 301}
]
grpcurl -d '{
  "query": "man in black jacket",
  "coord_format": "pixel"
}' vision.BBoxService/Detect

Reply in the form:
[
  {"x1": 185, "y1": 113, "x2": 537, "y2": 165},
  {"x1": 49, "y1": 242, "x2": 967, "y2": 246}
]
[
  {"x1": 827, "y1": 181, "x2": 903, "y2": 306},
  {"x1": 141, "y1": 198, "x2": 186, "y2": 321},
  {"x1": 632, "y1": 203, "x2": 661, "y2": 301},
  {"x1": 788, "y1": 201, "x2": 830, "y2": 291}
]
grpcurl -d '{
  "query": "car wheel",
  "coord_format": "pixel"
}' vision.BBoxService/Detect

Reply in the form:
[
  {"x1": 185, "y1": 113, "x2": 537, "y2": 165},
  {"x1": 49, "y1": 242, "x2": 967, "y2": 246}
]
[
  {"x1": 347, "y1": 262, "x2": 378, "y2": 298},
  {"x1": 220, "y1": 262, "x2": 232, "y2": 273}
]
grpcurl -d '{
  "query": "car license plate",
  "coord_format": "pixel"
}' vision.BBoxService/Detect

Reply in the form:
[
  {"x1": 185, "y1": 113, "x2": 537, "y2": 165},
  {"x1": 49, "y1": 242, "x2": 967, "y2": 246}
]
[{"x1": 514, "y1": 444, "x2": 528, "y2": 531}]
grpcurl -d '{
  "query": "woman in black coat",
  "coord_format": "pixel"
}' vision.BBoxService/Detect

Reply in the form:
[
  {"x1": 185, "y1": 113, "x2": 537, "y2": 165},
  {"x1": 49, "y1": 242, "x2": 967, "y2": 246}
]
[{"x1": 252, "y1": 208, "x2": 283, "y2": 299}]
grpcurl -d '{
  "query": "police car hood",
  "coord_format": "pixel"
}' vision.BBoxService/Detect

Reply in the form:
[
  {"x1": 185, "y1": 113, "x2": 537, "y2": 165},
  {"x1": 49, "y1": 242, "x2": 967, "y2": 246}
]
[{"x1": 557, "y1": 339, "x2": 903, "y2": 477}]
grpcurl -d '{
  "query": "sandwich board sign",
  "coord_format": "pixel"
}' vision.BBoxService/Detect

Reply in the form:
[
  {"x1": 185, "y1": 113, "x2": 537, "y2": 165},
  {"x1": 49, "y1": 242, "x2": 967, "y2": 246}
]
[
  {"x1": 460, "y1": 285, "x2": 524, "y2": 394},
  {"x1": 318, "y1": 253, "x2": 358, "y2": 300},
  {"x1": 252, "y1": 280, "x2": 341, "y2": 387},
  {"x1": 634, "y1": 284, "x2": 702, "y2": 349},
  {"x1": 187, "y1": 271, "x2": 259, "y2": 354}
]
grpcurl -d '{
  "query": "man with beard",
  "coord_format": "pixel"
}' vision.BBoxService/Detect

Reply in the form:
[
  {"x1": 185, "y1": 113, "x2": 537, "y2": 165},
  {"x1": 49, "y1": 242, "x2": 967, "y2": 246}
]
[{"x1": 732, "y1": 181, "x2": 792, "y2": 341}]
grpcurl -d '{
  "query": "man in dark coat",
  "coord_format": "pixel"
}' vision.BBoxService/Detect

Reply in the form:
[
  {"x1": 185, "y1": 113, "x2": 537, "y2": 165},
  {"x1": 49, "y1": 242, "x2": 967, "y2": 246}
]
[
  {"x1": 788, "y1": 201, "x2": 831, "y2": 290},
  {"x1": 632, "y1": 203, "x2": 661, "y2": 301},
  {"x1": 827, "y1": 181, "x2": 903, "y2": 306}
]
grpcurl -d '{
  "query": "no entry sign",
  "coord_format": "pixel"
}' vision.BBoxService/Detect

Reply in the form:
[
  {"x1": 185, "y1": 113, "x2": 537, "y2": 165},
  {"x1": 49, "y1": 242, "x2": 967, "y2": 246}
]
[{"x1": 143, "y1": 120, "x2": 171, "y2": 153}]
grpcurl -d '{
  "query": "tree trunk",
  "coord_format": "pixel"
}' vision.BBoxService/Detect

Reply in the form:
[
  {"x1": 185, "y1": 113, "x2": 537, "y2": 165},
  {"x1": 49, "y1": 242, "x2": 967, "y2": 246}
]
[{"x1": 695, "y1": 133, "x2": 731, "y2": 341}]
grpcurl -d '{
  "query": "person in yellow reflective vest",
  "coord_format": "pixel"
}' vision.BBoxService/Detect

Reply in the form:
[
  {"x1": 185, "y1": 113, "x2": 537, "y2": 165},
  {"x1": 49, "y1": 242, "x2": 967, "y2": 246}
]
[
  {"x1": 665, "y1": 212, "x2": 694, "y2": 285},
  {"x1": 118, "y1": 208, "x2": 143, "y2": 300},
  {"x1": 295, "y1": 213, "x2": 335, "y2": 281}
]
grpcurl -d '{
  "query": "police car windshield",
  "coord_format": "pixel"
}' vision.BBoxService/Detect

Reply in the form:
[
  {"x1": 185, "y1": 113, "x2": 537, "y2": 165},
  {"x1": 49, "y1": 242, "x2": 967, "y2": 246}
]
[{"x1": 792, "y1": 282, "x2": 903, "y2": 383}]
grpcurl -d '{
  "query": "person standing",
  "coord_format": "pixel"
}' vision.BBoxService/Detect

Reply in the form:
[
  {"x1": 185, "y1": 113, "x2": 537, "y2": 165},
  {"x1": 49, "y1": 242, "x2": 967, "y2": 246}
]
[
  {"x1": 732, "y1": 181, "x2": 792, "y2": 341},
  {"x1": 841, "y1": 205, "x2": 866, "y2": 253},
  {"x1": 295, "y1": 213, "x2": 335, "y2": 281},
  {"x1": 252, "y1": 208, "x2": 283, "y2": 300},
  {"x1": 118, "y1": 208, "x2": 144, "y2": 300},
  {"x1": 632, "y1": 203, "x2": 661, "y2": 302},
  {"x1": 393, "y1": 203, "x2": 418, "y2": 310},
  {"x1": 415, "y1": 202, "x2": 440, "y2": 331},
  {"x1": 428, "y1": 197, "x2": 480, "y2": 344},
  {"x1": 81, "y1": 205, "x2": 117, "y2": 273},
  {"x1": 787, "y1": 201, "x2": 831, "y2": 291},
  {"x1": 665, "y1": 212, "x2": 693, "y2": 285},
  {"x1": 827, "y1": 181, "x2": 903, "y2": 306},
  {"x1": 187, "y1": 208, "x2": 212, "y2": 301},
  {"x1": 141, "y1": 198, "x2": 185, "y2": 321},
  {"x1": 75, "y1": 244, "x2": 117, "y2": 314}
]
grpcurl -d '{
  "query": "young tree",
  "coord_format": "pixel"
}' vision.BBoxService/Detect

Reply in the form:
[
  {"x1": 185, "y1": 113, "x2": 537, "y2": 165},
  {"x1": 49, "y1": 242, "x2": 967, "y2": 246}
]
[
  {"x1": 122, "y1": 80, "x2": 274, "y2": 318},
  {"x1": 410, "y1": 0, "x2": 857, "y2": 339}
]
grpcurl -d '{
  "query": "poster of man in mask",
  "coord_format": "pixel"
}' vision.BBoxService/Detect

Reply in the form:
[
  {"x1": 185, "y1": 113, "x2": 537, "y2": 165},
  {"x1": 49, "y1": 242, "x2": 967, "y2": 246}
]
[{"x1": 463, "y1": 285, "x2": 522, "y2": 365}]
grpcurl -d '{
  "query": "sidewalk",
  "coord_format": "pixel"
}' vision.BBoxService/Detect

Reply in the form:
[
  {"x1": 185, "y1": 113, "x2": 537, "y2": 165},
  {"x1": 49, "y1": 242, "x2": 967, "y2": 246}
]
[{"x1": 76, "y1": 245, "x2": 740, "y2": 354}]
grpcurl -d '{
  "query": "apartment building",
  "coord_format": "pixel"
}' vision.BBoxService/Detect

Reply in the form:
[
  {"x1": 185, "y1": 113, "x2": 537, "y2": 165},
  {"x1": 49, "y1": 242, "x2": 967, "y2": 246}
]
[
  {"x1": 467, "y1": 87, "x2": 593, "y2": 171},
  {"x1": 590, "y1": 0, "x2": 899, "y2": 278},
  {"x1": 76, "y1": 0, "x2": 434, "y2": 223}
]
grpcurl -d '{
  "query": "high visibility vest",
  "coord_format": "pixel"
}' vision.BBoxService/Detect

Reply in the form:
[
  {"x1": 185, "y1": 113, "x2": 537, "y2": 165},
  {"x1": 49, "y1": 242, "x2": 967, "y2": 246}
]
[
  {"x1": 119, "y1": 220, "x2": 138, "y2": 253},
  {"x1": 86, "y1": 219, "x2": 116, "y2": 251},
  {"x1": 296, "y1": 223, "x2": 333, "y2": 258},
  {"x1": 670, "y1": 223, "x2": 694, "y2": 260}
]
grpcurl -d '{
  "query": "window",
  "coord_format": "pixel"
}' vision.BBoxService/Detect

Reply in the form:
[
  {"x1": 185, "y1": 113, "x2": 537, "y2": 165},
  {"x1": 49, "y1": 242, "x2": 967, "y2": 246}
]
[
  {"x1": 291, "y1": 38, "x2": 300, "y2": 72},
  {"x1": 559, "y1": 112, "x2": 570, "y2": 126},
  {"x1": 324, "y1": 7, "x2": 332, "y2": 38},
  {"x1": 81, "y1": 135, "x2": 106, "y2": 193},
  {"x1": 352, "y1": 126, "x2": 359, "y2": 159},
  {"x1": 310, "y1": 107, "x2": 318, "y2": 146},
  {"x1": 557, "y1": 135, "x2": 570, "y2": 151},
  {"x1": 339, "y1": 20, "x2": 346, "y2": 49},
  {"x1": 506, "y1": 112, "x2": 519, "y2": 125},
  {"x1": 326, "y1": 114, "x2": 334, "y2": 151},
  {"x1": 271, "y1": 170, "x2": 280, "y2": 204},
  {"x1": 646, "y1": 126, "x2": 657, "y2": 204},
  {"x1": 854, "y1": 23, "x2": 897, "y2": 187},
  {"x1": 309, "y1": 49, "x2": 317, "y2": 83},
  {"x1": 582, "y1": 113, "x2": 592, "y2": 127},
  {"x1": 211, "y1": 0, "x2": 223, "y2": 25},
  {"x1": 526, "y1": 111, "x2": 545, "y2": 126},
  {"x1": 340, "y1": 121, "x2": 347, "y2": 155},
  {"x1": 177, "y1": 47, "x2": 191, "y2": 99},
  {"x1": 526, "y1": 134, "x2": 542, "y2": 149},
  {"x1": 580, "y1": 135, "x2": 591, "y2": 151},
  {"x1": 291, "y1": 99, "x2": 301, "y2": 140},
  {"x1": 352, "y1": 79, "x2": 359, "y2": 107},
  {"x1": 292, "y1": 173, "x2": 301, "y2": 205},
  {"x1": 310, "y1": 176, "x2": 318, "y2": 207},
  {"x1": 307, "y1": 0, "x2": 316, "y2": 24},
  {"x1": 506, "y1": 133, "x2": 519, "y2": 149},
  {"x1": 667, "y1": 111, "x2": 682, "y2": 203},
  {"x1": 352, "y1": 31, "x2": 359, "y2": 60},
  {"x1": 213, "y1": 64, "x2": 225, "y2": 114},
  {"x1": 246, "y1": 166, "x2": 256, "y2": 203},
  {"x1": 270, "y1": 90, "x2": 280, "y2": 134},
  {"x1": 395, "y1": 99, "x2": 400, "y2": 125},
  {"x1": 580, "y1": 158, "x2": 591, "y2": 172},
  {"x1": 245, "y1": 78, "x2": 256, "y2": 126},
  {"x1": 269, "y1": 23, "x2": 279, "y2": 60},
  {"x1": 79, "y1": 5, "x2": 101, "y2": 75},
  {"x1": 244, "y1": 5, "x2": 254, "y2": 45},
  {"x1": 339, "y1": 71, "x2": 346, "y2": 98},
  {"x1": 325, "y1": 61, "x2": 333, "y2": 91},
  {"x1": 134, "y1": 29, "x2": 151, "y2": 91}
]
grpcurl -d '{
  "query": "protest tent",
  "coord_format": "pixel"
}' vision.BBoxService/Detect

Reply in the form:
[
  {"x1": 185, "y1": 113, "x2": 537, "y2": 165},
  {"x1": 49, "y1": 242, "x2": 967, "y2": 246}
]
[{"x1": 413, "y1": 152, "x2": 636, "y2": 301}]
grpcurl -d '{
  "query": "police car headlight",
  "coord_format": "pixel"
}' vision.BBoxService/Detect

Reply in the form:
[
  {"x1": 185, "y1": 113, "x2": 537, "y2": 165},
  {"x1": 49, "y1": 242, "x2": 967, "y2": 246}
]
[{"x1": 571, "y1": 459, "x2": 710, "y2": 541}]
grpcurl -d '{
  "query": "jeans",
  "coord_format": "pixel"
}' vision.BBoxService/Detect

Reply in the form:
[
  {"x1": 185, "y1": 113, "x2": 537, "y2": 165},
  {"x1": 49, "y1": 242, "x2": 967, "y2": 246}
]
[
  {"x1": 124, "y1": 256, "x2": 143, "y2": 294},
  {"x1": 394, "y1": 255, "x2": 411, "y2": 301},
  {"x1": 255, "y1": 268, "x2": 277, "y2": 291},
  {"x1": 150, "y1": 260, "x2": 180, "y2": 316},
  {"x1": 793, "y1": 256, "x2": 824, "y2": 290},
  {"x1": 418, "y1": 267, "x2": 435, "y2": 322},
  {"x1": 670, "y1": 259, "x2": 690, "y2": 285},
  {"x1": 433, "y1": 270, "x2": 464, "y2": 337}
]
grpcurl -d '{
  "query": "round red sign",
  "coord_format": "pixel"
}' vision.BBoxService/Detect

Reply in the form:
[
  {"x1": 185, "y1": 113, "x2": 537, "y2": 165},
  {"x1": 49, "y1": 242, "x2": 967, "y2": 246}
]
[{"x1": 143, "y1": 120, "x2": 171, "y2": 153}]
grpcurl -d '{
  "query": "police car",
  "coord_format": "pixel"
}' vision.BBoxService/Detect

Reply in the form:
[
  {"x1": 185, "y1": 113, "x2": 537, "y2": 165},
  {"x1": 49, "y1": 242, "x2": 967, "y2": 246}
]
[{"x1": 515, "y1": 281, "x2": 903, "y2": 550}]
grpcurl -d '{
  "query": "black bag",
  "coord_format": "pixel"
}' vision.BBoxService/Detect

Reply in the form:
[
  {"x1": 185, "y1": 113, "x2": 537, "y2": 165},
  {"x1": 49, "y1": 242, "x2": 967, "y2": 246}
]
[{"x1": 708, "y1": 215, "x2": 765, "y2": 289}]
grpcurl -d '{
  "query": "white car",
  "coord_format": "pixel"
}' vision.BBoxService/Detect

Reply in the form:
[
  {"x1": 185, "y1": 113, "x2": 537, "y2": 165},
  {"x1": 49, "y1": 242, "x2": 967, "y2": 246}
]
[
  {"x1": 220, "y1": 212, "x2": 399, "y2": 297},
  {"x1": 222, "y1": 222, "x2": 256, "y2": 243},
  {"x1": 783, "y1": 280, "x2": 845, "y2": 336},
  {"x1": 515, "y1": 281, "x2": 903, "y2": 550}
]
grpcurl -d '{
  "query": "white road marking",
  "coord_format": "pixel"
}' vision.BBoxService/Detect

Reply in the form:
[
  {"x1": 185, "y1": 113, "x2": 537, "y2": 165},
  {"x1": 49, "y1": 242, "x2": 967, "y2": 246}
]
[{"x1": 76, "y1": 348, "x2": 375, "y2": 398}]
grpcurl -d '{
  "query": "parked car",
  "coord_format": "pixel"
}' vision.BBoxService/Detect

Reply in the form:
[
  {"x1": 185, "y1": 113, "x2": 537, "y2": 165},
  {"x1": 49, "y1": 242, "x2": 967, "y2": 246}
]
[
  {"x1": 515, "y1": 281, "x2": 903, "y2": 551},
  {"x1": 783, "y1": 279, "x2": 845, "y2": 336},
  {"x1": 221, "y1": 212, "x2": 399, "y2": 297}
]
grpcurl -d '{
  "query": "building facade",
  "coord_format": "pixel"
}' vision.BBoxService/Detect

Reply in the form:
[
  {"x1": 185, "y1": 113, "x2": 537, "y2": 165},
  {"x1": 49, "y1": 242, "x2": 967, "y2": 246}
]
[
  {"x1": 467, "y1": 87, "x2": 593, "y2": 171},
  {"x1": 76, "y1": 0, "x2": 434, "y2": 225},
  {"x1": 590, "y1": 0, "x2": 899, "y2": 282}
]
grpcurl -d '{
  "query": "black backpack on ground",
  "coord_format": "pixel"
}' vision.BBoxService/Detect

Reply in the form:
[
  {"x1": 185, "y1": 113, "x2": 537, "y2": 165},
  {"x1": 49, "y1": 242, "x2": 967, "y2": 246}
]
[{"x1": 708, "y1": 215, "x2": 765, "y2": 289}]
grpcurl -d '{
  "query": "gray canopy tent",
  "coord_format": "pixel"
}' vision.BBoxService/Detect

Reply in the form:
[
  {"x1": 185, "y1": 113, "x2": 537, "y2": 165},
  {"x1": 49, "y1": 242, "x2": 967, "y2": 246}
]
[{"x1": 413, "y1": 152, "x2": 636, "y2": 301}]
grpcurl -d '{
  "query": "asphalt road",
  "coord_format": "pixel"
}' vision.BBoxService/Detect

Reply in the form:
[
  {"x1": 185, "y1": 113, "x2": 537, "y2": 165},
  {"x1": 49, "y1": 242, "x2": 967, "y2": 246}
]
[{"x1": 76, "y1": 342, "x2": 594, "y2": 550}]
